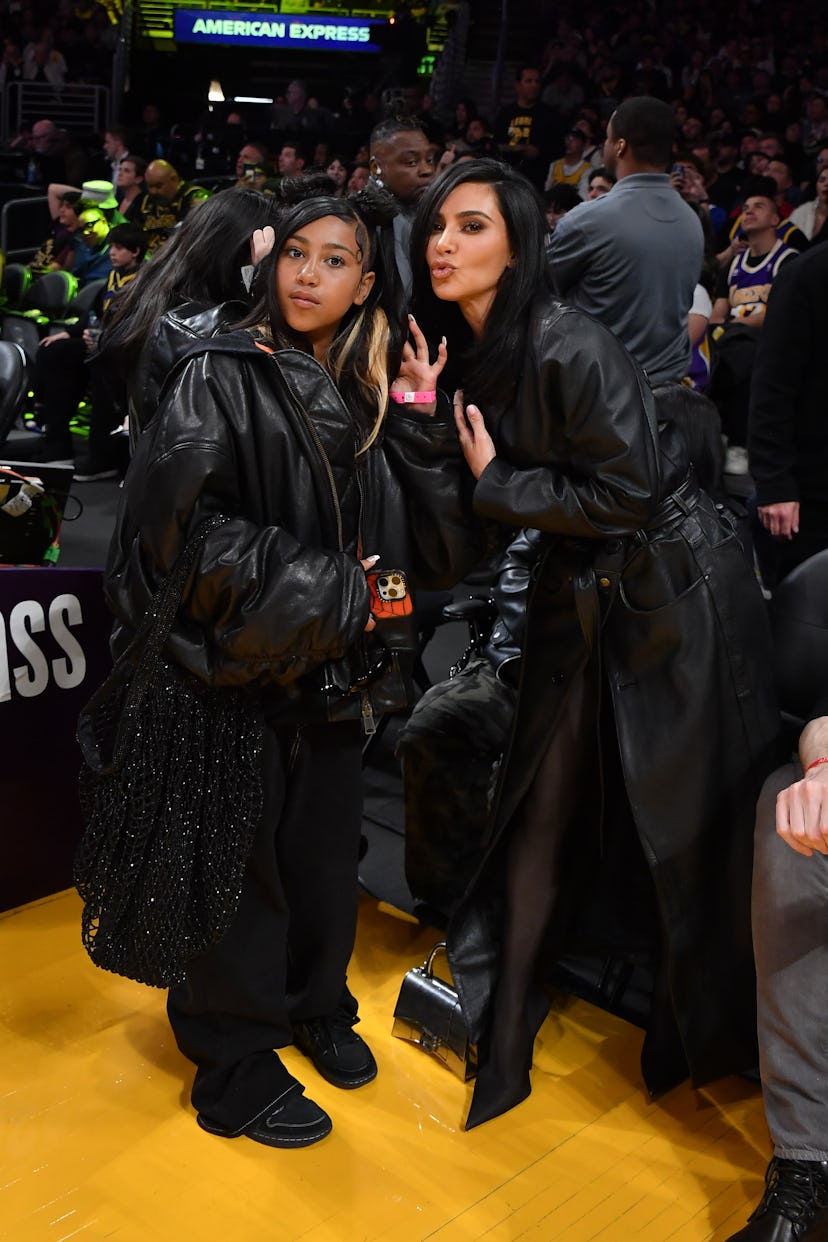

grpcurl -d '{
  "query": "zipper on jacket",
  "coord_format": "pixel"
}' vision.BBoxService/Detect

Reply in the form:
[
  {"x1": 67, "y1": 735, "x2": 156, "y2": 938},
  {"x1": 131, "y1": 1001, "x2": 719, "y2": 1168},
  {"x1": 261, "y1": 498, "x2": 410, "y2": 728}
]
[
  {"x1": 292, "y1": 390, "x2": 344, "y2": 551},
  {"x1": 355, "y1": 451, "x2": 366, "y2": 559},
  {"x1": 267, "y1": 350, "x2": 345, "y2": 552},
  {"x1": 360, "y1": 691, "x2": 376, "y2": 735}
]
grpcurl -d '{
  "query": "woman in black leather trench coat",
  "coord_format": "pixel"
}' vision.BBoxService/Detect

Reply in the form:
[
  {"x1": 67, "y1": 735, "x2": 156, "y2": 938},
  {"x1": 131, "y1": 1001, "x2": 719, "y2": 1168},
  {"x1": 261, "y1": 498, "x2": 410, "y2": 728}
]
[
  {"x1": 104, "y1": 195, "x2": 482, "y2": 1148},
  {"x1": 408, "y1": 159, "x2": 780, "y2": 1130}
]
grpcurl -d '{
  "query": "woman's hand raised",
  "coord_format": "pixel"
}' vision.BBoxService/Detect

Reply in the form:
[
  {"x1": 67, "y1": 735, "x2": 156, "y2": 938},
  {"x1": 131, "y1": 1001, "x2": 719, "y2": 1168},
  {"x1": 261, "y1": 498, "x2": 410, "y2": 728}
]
[
  {"x1": 453, "y1": 390, "x2": 496, "y2": 479},
  {"x1": 389, "y1": 314, "x2": 447, "y2": 416}
]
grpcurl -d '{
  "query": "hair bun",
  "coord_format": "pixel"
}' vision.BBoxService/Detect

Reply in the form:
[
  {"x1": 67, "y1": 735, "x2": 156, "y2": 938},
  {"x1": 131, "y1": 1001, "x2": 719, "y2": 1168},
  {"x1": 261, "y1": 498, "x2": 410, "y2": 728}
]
[
  {"x1": 349, "y1": 181, "x2": 399, "y2": 225},
  {"x1": 279, "y1": 173, "x2": 337, "y2": 204}
]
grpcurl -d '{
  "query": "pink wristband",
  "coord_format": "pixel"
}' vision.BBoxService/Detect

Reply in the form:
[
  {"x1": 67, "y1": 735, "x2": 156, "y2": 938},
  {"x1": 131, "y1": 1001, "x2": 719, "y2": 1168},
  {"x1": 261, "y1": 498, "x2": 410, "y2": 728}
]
[
  {"x1": 389, "y1": 390, "x2": 436, "y2": 404},
  {"x1": 804, "y1": 756, "x2": 828, "y2": 774}
]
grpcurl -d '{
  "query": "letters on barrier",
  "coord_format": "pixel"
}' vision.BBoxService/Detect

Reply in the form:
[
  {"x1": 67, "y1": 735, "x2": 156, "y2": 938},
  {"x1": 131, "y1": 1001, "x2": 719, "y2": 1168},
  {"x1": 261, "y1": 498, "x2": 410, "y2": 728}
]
[{"x1": 0, "y1": 568, "x2": 112, "y2": 911}]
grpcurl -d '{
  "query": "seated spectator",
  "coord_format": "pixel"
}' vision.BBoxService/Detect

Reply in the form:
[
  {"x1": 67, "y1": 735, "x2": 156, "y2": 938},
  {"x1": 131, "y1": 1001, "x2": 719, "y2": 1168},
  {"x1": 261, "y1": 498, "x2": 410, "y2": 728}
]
[
  {"x1": 686, "y1": 281, "x2": 713, "y2": 392},
  {"x1": 464, "y1": 117, "x2": 497, "y2": 158},
  {"x1": 766, "y1": 158, "x2": 802, "y2": 215},
  {"x1": 311, "y1": 140, "x2": 332, "y2": 170},
  {"x1": 572, "y1": 118, "x2": 605, "y2": 170},
  {"x1": 544, "y1": 127, "x2": 592, "y2": 195},
  {"x1": 80, "y1": 180, "x2": 125, "y2": 226},
  {"x1": 0, "y1": 40, "x2": 23, "y2": 90},
  {"x1": 453, "y1": 97, "x2": 478, "y2": 139},
  {"x1": 801, "y1": 89, "x2": 828, "y2": 157},
  {"x1": 671, "y1": 156, "x2": 729, "y2": 236},
  {"x1": 137, "y1": 159, "x2": 209, "y2": 252},
  {"x1": 325, "y1": 156, "x2": 348, "y2": 197},
  {"x1": 102, "y1": 126, "x2": 131, "y2": 185},
  {"x1": 789, "y1": 166, "x2": 828, "y2": 243},
  {"x1": 711, "y1": 179, "x2": 799, "y2": 328},
  {"x1": 269, "y1": 78, "x2": 325, "y2": 137},
  {"x1": 543, "y1": 183, "x2": 582, "y2": 239},
  {"x1": 541, "y1": 68, "x2": 584, "y2": 121},
  {"x1": 723, "y1": 707, "x2": 828, "y2": 1241},
  {"x1": 233, "y1": 142, "x2": 270, "y2": 191},
  {"x1": 277, "y1": 141, "x2": 308, "y2": 180},
  {"x1": 718, "y1": 187, "x2": 810, "y2": 267},
  {"x1": 758, "y1": 133, "x2": 786, "y2": 163},
  {"x1": 135, "y1": 102, "x2": 166, "y2": 160},
  {"x1": 493, "y1": 64, "x2": 559, "y2": 189},
  {"x1": 811, "y1": 146, "x2": 828, "y2": 193},
  {"x1": 31, "y1": 188, "x2": 81, "y2": 275},
  {"x1": 585, "y1": 166, "x2": 616, "y2": 198},
  {"x1": 72, "y1": 206, "x2": 114, "y2": 284},
  {"x1": 23, "y1": 39, "x2": 67, "y2": 87},
  {"x1": 116, "y1": 155, "x2": 146, "y2": 223},
  {"x1": 347, "y1": 163, "x2": 370, "y2": 194},
  {"x1": 709, "y1": 176, "x2": 798, "y2": 454},
  {"x1": 13, "y1": 222, "x2": 147, "y2": 469},
  {"x1": 28, "y1": 118, "x2": 66, "y2": 185},
  {"x1": 435, "y1": 139, "x2": 475, "y2": 175},
  {"x1": 706, "y1": 132, "x2": 744, "y2": 213}
]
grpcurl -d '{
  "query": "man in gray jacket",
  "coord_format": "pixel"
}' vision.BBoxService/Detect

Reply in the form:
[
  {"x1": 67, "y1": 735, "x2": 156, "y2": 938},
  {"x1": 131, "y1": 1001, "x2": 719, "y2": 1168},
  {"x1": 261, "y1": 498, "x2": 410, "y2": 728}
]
[{"x1": 547, "y1": 96, "x2": 703, "y2": 386}]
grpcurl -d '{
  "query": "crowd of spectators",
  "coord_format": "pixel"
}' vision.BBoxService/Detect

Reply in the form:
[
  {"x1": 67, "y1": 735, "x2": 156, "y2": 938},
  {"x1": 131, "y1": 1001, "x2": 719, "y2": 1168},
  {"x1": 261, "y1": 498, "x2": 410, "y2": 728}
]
[
  {"x1": 3, "y1": 0, "x2": 827, "y2": 244},
  {"x1": 2, "y1": 0, "x2": 828, "y2": 481},
  {"x1": 0, "y1": 0, "x2": 115, "y2": 91}
]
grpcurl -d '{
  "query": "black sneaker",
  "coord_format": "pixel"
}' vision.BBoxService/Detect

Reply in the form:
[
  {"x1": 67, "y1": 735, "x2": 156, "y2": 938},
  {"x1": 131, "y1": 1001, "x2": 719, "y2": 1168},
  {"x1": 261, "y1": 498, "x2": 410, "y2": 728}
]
[
  {"x1": 726, "y1": 1157, "x2": 828, "y2": 1240},
  {"x1": 293, "y1": 1007, "x2": 378, "y2": 1089},
  {"x1": 197, "y1": 1083, "x2": 332, "y2": 1149}
]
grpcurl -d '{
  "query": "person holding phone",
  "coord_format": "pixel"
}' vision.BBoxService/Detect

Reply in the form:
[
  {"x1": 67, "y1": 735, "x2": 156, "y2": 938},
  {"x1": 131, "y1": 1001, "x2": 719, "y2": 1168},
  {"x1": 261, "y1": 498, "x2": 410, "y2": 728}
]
[
  {"x1": 102, "y1": 191, "x2": 482, "y2": 1150},
  {"x1": 233, "y1": 141, "x2": 270, "y2": 191}
]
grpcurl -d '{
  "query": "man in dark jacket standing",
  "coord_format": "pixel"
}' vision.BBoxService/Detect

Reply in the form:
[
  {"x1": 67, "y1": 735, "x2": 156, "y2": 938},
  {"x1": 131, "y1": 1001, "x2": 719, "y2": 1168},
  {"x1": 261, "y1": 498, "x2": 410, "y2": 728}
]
[{"x1": 748, "y1": 243, "x2": 828, "y2": 585}]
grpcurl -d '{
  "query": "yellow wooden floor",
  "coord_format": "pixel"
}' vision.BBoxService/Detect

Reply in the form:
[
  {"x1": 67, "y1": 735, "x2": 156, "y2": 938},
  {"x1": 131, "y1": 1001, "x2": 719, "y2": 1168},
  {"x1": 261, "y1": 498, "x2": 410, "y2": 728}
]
[{"x1": 1, "y1": 889, "x2": 769, "y2": 1242}]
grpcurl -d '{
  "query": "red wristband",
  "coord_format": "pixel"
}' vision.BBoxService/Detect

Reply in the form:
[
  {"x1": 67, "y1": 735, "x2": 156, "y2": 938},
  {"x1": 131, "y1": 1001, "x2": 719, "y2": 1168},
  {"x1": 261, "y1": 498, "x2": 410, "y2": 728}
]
[{"x1": 804, "y1": 756, "x2": 828, "y2": 774}]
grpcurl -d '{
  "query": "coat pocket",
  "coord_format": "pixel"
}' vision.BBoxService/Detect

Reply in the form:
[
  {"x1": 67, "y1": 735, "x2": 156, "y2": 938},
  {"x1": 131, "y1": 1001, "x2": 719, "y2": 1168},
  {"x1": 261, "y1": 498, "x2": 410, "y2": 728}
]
[{"x1": 618, "y1": 531, "x2": 706, "y2": 615}]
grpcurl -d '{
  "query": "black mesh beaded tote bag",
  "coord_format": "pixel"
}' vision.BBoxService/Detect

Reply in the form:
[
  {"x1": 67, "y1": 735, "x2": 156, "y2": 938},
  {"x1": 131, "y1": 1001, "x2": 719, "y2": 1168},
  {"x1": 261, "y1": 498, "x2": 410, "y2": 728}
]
[{"x1": 74, "y1": 514, "x2": 265, "y2": 988}]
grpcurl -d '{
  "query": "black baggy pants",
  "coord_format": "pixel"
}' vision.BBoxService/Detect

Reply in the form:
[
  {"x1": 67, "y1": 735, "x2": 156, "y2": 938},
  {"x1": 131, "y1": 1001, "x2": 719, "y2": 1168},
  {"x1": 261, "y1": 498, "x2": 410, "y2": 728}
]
[{"x1": 167, "y1": 719, "x2": 363, "y2": 1131}]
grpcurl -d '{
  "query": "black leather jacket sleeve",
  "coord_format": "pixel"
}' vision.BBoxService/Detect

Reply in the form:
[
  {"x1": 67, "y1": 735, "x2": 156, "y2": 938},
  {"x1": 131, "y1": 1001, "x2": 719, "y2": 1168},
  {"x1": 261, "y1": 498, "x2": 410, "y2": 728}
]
[
  {"x1": 473, "y1": 307, "x2": 663, "y2": 537},
  {"x1": 106, "y1": 351, "x2": 372, "y2": 689},
  {"x1": 483, "y1": 527, "x2": 543, "y2": 677},
  {"x1": 380, "y1": 408, "x2": 486, "y2": 588}
]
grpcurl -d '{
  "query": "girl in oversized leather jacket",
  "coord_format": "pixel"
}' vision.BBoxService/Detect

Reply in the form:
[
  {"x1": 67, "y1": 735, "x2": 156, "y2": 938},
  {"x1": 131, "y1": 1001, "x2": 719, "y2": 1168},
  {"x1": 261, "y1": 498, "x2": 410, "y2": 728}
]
[
  {"x1": 407, "y1": 159, "x2": 779, "y2": 1131},
  {"x1": 104, "y1": 194, "x2": 482, "y2": 1149}
]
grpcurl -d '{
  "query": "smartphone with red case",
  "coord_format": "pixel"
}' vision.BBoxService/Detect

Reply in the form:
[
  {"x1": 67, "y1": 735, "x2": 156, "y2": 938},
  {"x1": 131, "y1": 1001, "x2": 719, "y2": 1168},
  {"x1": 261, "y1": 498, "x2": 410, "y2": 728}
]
[{"x1": 366, "y1": 568, "x2": 414, "y2": 619}]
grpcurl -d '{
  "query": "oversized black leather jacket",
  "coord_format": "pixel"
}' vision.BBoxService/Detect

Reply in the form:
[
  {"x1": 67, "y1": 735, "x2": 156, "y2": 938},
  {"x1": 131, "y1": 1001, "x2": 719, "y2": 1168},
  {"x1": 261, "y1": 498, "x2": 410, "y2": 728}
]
[{"x1": 105, "y1": 316, "x2": 484, "y2": 705}]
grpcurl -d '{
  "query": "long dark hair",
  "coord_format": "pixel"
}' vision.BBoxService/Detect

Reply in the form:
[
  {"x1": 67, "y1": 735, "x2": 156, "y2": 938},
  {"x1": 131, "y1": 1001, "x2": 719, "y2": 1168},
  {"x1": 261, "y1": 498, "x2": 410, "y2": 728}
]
[
  {"x1": 409, "y1": 158, "x2": 550, "y2": 407},
  {"x1": 103, "y1": 189, "x2": 282, "y2": 370},
  {"x1": 240, "y1": 189, "x2": 405, "y2": 452}
]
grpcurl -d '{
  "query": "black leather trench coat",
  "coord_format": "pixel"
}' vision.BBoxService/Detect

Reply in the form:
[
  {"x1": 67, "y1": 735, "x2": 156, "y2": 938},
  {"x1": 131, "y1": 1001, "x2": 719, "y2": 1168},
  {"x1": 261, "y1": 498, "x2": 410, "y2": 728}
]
[
  {"x1": 447, "y1": 294, "x2": 780, "y2": 1093},
  {"x1": 105, "y1": 321, "x2": 484, "y2": 710}
]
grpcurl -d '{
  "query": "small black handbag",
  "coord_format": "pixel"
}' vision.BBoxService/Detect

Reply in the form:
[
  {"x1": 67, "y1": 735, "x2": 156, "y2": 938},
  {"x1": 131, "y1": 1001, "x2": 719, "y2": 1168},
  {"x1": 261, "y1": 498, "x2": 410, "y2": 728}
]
[
  {"x1": 74, "y1": 514, "x2": 265, "y2": 989},
  {"x1": 392, "y1": 942, "x2": 478, "y2": 1081}
]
